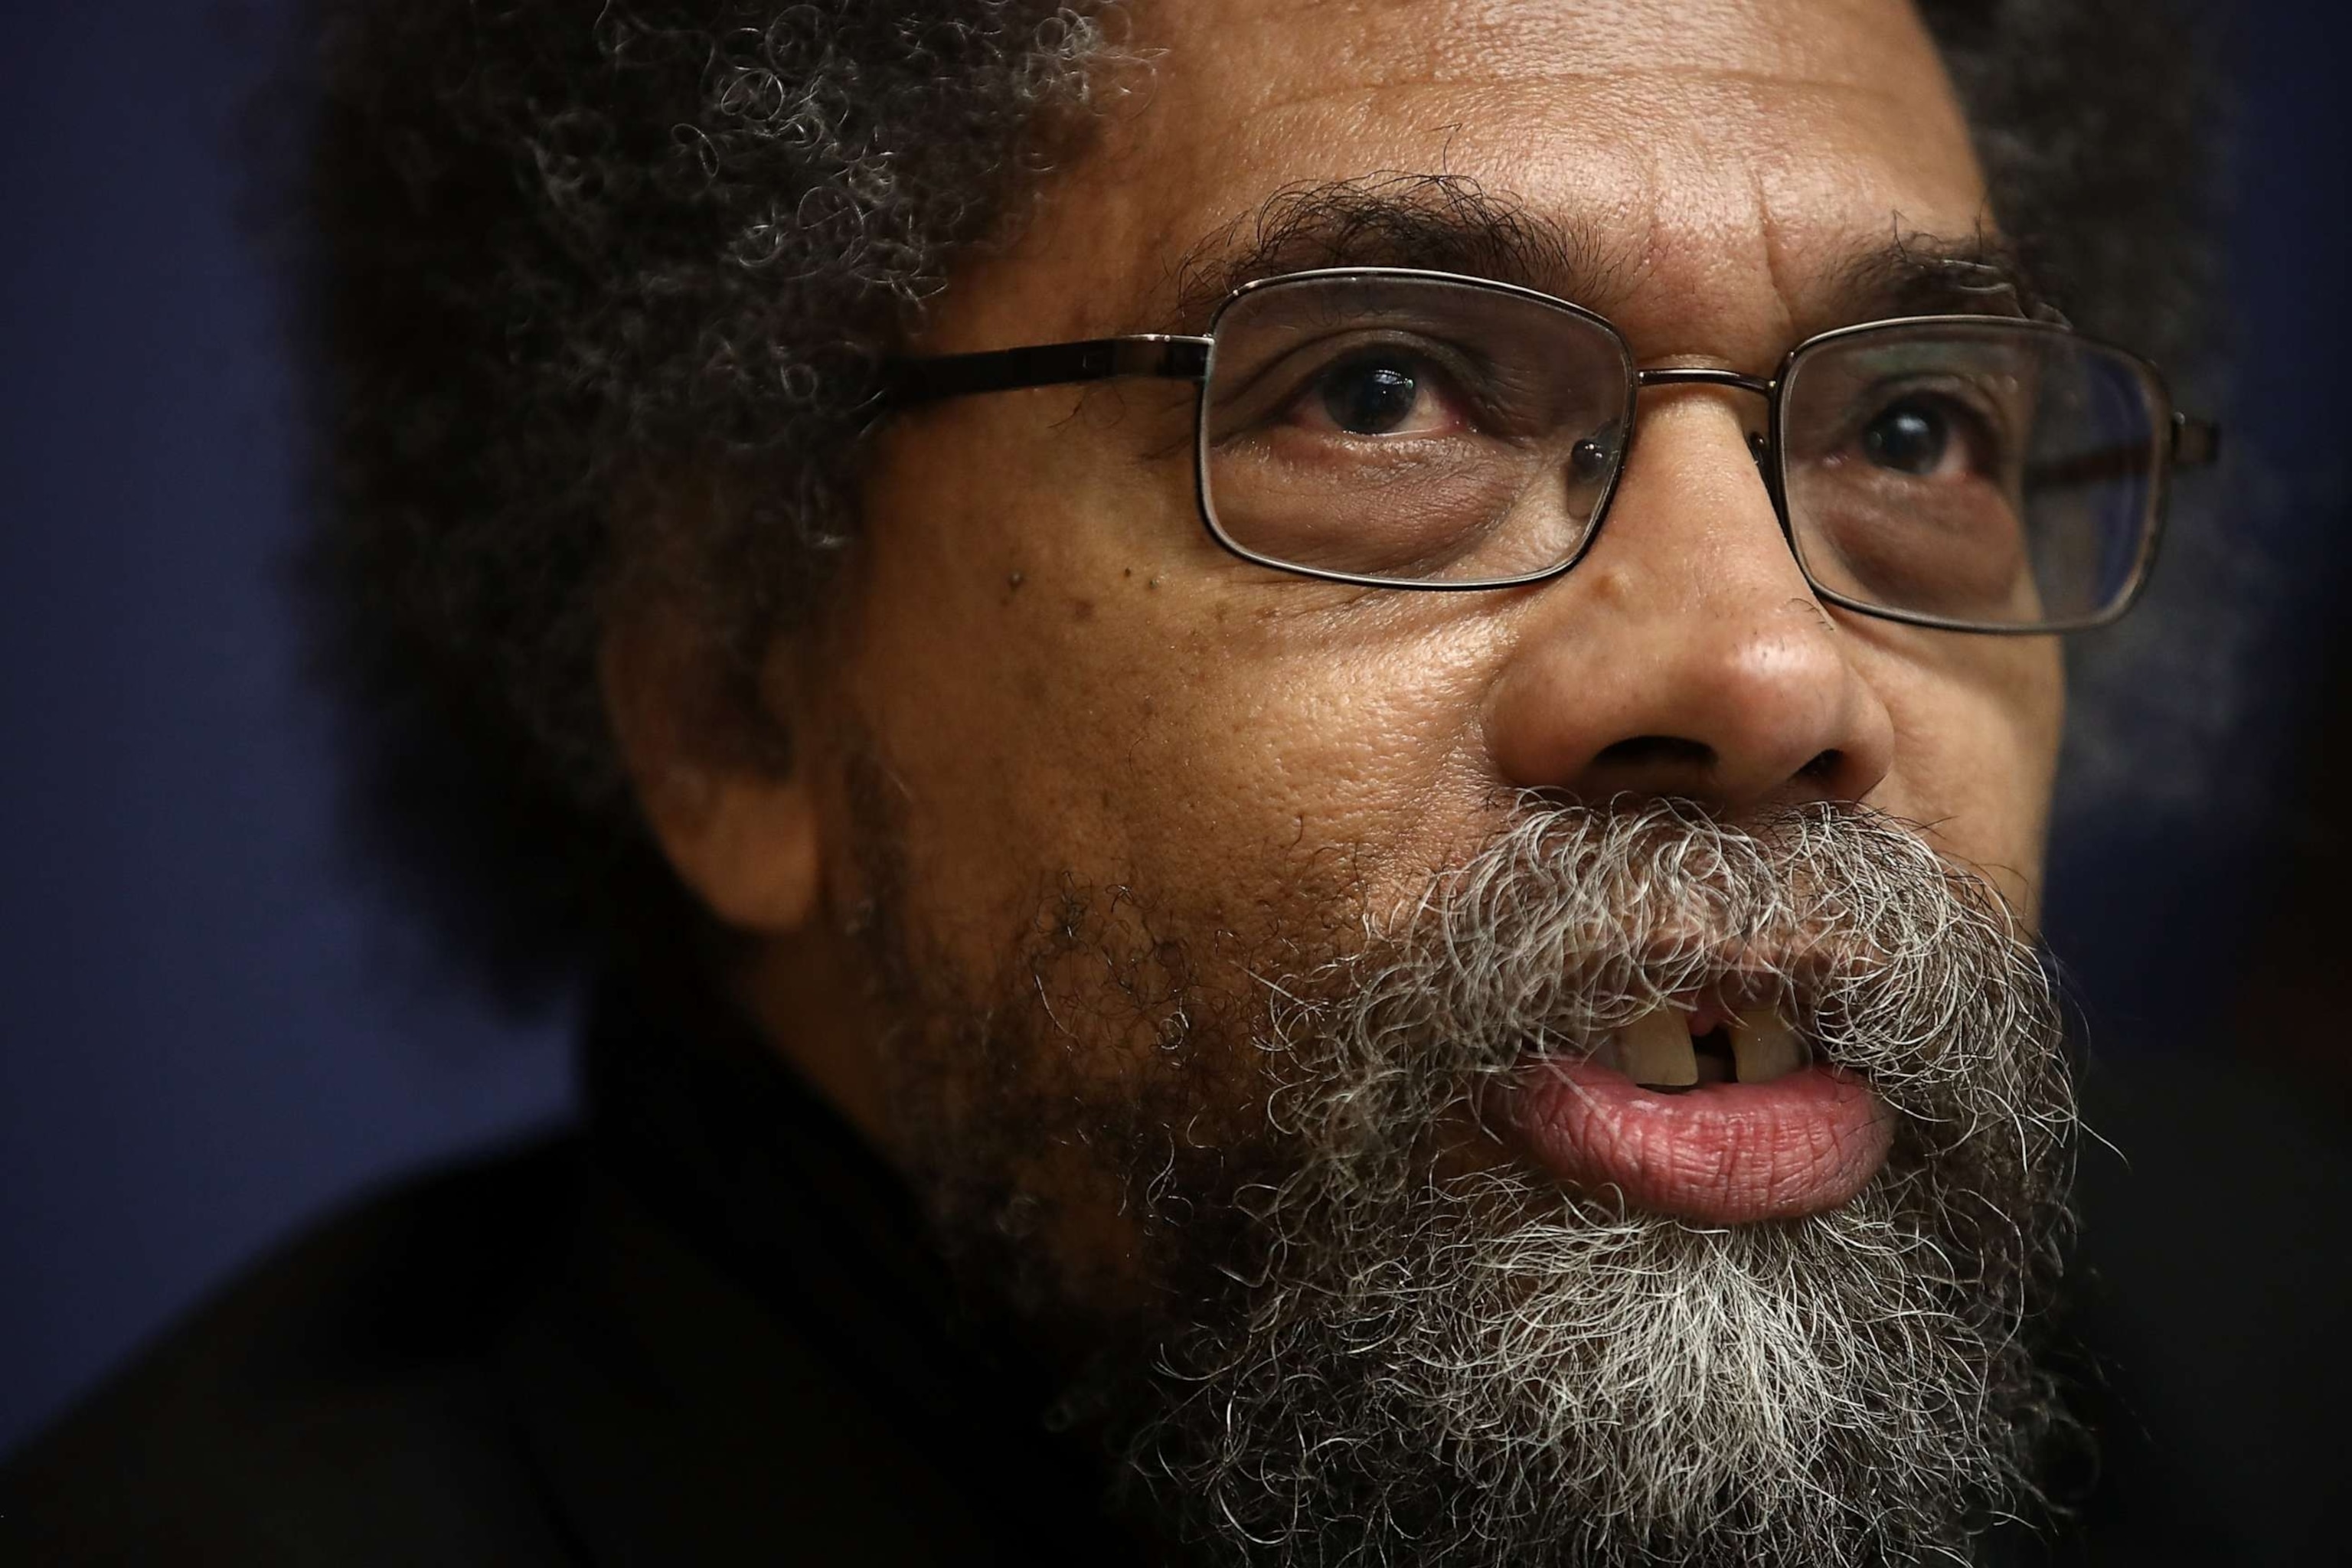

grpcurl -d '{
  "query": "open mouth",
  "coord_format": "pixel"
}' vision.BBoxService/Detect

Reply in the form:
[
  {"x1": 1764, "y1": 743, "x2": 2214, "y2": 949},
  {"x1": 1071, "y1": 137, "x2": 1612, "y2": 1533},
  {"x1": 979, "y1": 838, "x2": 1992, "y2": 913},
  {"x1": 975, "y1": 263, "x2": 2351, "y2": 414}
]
[
  {"x1": 1498, "y1": 987, "x2": 1895, "y2": 1225},
  {"x1": 1597, "y1": 996, "x2": 1811, "y2": 1089}
]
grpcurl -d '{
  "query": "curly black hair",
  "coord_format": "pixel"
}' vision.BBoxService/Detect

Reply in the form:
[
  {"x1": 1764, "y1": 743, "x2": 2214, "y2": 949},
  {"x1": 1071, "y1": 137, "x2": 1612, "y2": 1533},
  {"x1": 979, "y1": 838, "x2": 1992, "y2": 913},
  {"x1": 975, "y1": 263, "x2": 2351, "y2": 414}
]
[{"x1": 295, "y1": 0, "x2": 2216, "y2": 1009}]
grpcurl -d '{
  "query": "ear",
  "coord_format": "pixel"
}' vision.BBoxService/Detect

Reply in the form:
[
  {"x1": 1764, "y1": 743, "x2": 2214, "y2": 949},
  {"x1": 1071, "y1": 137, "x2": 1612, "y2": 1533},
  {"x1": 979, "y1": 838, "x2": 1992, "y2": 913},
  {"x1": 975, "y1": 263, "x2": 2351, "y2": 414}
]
[{"x1": 599, "y1": 603, "x2": 824, "y2": 938}]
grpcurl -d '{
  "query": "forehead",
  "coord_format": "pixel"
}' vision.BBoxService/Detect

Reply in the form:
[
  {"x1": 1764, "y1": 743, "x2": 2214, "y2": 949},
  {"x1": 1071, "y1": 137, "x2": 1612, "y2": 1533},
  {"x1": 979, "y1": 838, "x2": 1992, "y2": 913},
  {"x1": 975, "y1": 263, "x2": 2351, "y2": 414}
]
[{"x1": 954, "y1": 0, "x2": 1988, "y2": 360}]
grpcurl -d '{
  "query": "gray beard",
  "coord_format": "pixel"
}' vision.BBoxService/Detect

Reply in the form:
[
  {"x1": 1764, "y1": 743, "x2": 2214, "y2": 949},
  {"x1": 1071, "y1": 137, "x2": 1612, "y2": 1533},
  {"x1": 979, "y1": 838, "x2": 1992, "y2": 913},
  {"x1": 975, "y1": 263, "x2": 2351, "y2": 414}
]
[
  {"x1": 1135, "y1": 1176, "x2": 2068, "y2": 1568},
  {"x1": 857, "y1": 799, "x2": 2079, "y2": 1567}
]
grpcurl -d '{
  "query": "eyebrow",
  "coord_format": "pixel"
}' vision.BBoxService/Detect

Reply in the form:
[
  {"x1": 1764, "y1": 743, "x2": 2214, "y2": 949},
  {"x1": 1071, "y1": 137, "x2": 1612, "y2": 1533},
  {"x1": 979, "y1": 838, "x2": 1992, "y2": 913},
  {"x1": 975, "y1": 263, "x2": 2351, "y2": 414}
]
[
  {"x1": 1171, "y1": 175, "x2": 1624, "y2": 328},
  {"x1": 1833, "y1": 226, "x2": 2053, "y2": 325},
  {"x1": 1169, "y1": 175, "x2": 2054, "y2": 336}
]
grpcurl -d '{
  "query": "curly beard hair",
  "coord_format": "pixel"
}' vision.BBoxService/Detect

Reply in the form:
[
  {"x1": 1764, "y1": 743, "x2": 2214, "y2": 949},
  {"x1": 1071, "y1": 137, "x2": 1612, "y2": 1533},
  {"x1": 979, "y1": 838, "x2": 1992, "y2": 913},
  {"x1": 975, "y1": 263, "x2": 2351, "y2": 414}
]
[{"x1": 857, "y1": 798, "x2": 2079, "y2": 1566}]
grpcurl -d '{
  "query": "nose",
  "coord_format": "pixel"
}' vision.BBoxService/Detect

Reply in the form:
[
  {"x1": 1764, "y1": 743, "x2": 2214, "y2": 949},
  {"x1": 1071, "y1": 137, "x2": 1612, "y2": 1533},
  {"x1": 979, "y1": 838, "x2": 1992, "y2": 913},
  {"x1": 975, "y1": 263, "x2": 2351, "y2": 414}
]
[{"x1": 1481, "y1": 393, "x2": 1895, "y2": 815}]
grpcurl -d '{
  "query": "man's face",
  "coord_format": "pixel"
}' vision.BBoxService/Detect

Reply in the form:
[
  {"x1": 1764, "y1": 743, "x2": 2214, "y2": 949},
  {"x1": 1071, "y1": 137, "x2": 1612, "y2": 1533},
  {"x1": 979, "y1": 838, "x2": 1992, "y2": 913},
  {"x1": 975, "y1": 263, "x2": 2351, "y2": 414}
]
[
  {"x1": 823, "y1": 0, "x2": 2060, "y2": 1170},
  {"x1": 714, "y1": 0, "x2": 2076, "y2": 1559}
]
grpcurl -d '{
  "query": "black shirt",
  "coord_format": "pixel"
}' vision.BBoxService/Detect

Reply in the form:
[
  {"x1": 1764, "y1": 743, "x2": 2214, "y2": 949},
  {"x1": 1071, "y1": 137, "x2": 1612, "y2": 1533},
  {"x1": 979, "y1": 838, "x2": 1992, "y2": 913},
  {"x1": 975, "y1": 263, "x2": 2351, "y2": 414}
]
[{"x1": 1, "y1": 978, "x2": 1139, "y2": 1564}]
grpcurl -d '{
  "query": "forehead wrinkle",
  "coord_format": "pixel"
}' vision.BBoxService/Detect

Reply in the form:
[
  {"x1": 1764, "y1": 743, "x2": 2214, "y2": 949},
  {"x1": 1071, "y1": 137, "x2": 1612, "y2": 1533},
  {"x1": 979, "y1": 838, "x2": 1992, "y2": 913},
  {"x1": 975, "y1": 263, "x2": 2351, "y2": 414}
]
[
  {"x1": 1195, "y1": 0, "x2": 1951, "y2": 95},
  {"x1": 1050, "y1": 9, "x2": 1994, "y2": 350},
  {"x1": 1229, "y1": 65, "x2": 1914, "y2": 113},
  {"x1": 1751, "y1": 167, "x2": 1805, "y2": 367}
]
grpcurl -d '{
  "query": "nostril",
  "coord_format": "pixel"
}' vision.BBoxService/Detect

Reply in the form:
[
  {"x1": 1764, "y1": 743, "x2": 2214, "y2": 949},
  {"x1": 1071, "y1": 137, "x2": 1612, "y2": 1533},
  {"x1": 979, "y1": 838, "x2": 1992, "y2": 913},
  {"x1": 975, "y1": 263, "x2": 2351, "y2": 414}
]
[
  {"x1": 1593, "y1": 735, "x2": 1717, "y2": 773},
  {"x1": 1798, "y1": 748, "x2": 1841, "y2": 780}
]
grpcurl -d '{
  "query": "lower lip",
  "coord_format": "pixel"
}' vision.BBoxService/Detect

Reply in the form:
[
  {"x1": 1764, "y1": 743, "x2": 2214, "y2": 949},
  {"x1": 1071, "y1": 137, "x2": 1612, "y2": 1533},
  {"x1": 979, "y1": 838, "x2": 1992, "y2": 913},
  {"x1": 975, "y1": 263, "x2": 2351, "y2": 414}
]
[{"x1": 1499, "y1": 1058, "x2": 1893, "y2": 1224}]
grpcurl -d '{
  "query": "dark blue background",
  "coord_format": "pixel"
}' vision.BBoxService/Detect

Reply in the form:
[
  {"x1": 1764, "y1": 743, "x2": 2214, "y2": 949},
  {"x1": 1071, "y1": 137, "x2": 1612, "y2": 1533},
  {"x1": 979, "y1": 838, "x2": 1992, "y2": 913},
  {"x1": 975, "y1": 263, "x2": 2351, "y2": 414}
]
[
  {"x1": 0, "y1": 2, "x2": 574, "y2": 1450},
  {"x1": 3, "y1": 0, "x2": 2347, "y2": 1466}
]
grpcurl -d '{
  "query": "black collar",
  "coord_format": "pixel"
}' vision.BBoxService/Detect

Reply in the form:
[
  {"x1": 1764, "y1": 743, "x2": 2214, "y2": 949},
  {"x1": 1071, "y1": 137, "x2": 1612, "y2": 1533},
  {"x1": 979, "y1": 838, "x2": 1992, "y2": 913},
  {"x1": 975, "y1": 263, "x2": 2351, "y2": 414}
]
[{"x1": 494, "y1": 971, "x2": 1142, "y2": 1564}]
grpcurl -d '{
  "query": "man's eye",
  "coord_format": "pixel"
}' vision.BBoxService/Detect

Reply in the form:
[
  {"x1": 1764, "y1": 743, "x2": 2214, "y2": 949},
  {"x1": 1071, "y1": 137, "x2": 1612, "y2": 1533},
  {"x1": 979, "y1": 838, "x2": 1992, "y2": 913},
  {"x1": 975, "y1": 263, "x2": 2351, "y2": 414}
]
[
  {"x1": 1322, "y1": 361, "x2": 1419, "y2": 433},
  {"x1": 1858, "y1": 395, "x2": 1978, "y2": 478},
  {"x1": 1301, "y1": 354, "x2": 1460, "y2": 437}
]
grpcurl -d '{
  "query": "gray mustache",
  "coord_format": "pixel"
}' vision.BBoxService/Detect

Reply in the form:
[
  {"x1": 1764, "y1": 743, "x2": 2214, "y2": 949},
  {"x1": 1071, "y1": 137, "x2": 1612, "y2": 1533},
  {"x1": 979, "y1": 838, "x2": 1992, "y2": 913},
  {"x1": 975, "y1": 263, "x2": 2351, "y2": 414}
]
[{"x1": 1276, "y1": 797, "x2": 2069, "y2": 1152}]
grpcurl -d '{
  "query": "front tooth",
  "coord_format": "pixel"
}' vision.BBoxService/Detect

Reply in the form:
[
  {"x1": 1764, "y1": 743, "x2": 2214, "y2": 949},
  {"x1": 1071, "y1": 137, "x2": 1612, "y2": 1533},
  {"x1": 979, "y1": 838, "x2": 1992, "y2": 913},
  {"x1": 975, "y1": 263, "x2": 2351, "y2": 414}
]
[
  {"x1": 1586, "y1": 1034, "x2": 1624, "y2": 1074},
  {"x1": 1730, "y1": 1008, "x2": 1808, "y2": 1084},
  {"x1": 1618, "y1": 1010, "x2": 1697, "y2": 1089}
]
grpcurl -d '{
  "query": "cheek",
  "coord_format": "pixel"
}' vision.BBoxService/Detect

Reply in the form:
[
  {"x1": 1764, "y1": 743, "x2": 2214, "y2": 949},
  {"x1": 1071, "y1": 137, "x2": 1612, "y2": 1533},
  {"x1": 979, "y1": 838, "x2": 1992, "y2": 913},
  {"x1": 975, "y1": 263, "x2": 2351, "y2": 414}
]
[
  {"x1": 1861, "y1": 633, "x2": 2063, "y2": 913},
  {"x1": 1125, "y1": 616, "x2": 1507, "y2": 897},
  {"x1": 835, "y1": 416, "x2": 1511, "y2": 982}
]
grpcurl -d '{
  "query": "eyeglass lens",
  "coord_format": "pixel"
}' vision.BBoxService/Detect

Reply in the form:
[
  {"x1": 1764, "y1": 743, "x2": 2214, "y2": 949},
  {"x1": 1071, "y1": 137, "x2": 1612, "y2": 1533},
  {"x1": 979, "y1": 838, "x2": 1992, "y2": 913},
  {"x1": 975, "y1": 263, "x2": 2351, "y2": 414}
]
[
  {"x1": 1778, "y1": 321, "x2": 2164, "y2": 628},
  {"x1": 1197, "y1": 275, "x2": 2167, "y2": 628},
  {"x1": 1200, "y1": 276, "x2": 1632, "y2": 586}
]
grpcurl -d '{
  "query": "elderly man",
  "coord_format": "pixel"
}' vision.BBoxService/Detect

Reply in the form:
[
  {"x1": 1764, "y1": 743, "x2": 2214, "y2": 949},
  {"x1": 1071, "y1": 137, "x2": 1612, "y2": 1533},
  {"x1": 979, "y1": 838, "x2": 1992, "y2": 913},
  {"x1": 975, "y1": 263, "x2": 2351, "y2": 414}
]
[{"x1": 4, "y1": 0, "x2": 2216, "y2": 1562}]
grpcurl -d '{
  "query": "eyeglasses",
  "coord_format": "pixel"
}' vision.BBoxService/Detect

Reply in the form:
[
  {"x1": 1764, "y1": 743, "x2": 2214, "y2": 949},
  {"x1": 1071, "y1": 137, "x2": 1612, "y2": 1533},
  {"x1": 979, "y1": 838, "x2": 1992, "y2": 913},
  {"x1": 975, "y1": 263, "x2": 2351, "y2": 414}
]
[{"x1": 884, "y1": 268, "x2": 2220, "y2": 633}]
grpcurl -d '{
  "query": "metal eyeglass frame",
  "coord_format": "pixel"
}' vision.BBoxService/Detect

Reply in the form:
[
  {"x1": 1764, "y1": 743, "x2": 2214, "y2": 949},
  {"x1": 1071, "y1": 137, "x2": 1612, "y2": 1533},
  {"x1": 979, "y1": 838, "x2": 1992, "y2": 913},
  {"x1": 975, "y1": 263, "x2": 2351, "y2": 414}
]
[{"x1": 881, "y1": 266, "x2": 2223, "y2": 634}]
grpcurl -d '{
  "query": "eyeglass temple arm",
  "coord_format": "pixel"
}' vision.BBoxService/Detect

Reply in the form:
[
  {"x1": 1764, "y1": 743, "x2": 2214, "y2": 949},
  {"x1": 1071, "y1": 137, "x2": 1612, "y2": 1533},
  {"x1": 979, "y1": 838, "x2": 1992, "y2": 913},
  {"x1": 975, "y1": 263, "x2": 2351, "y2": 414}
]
[
  {"x1": 2020, "y1": 413, "x2": 2223, "y2": 491},
  {"x1": 882, "y1": 335, "x2": 1214, "y2": 407}
]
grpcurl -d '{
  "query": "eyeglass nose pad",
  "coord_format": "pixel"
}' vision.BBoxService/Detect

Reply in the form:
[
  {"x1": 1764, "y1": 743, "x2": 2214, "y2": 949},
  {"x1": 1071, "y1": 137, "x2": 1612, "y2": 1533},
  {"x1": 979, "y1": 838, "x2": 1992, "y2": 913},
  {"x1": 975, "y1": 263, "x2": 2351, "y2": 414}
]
[{"x1": 1746, "y1": 430, "x2": 1769, "y2": 469}]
